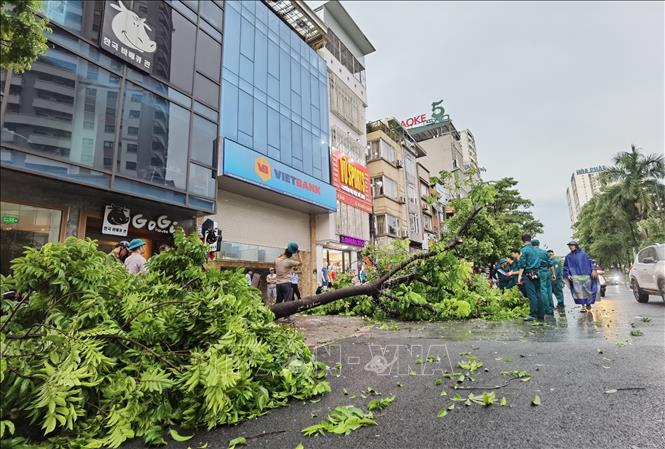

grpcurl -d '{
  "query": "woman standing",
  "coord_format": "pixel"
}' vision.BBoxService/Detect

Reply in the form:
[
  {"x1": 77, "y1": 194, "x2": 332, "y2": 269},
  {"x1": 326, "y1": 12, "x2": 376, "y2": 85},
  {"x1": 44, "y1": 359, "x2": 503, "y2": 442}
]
[
  {"x1": 563, "y1": 240, "x2": 598, "y2": 312},
  {"x1": 274, "y1": 242, "x2": 302, "y2": 303}
]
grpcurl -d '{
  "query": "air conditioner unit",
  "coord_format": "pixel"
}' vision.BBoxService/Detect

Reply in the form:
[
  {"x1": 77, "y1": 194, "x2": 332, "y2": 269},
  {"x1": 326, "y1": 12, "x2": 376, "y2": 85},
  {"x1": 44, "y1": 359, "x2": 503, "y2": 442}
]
[
  {"x1": 394, "y1": 160, "x2": 403, "y2": 168},
  {"x1": 398, "y1": 196, "x2": 406, "y2": 204},
  {"x1": 401, "y1": 230, "x2": 409, "y2": 238}
]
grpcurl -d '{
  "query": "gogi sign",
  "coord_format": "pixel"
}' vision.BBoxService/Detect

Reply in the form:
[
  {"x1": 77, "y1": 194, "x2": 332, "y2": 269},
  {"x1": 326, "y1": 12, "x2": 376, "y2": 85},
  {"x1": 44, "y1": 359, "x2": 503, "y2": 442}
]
[{"x1": 101, "y1": 1, "x2": 156, "y2": 73}]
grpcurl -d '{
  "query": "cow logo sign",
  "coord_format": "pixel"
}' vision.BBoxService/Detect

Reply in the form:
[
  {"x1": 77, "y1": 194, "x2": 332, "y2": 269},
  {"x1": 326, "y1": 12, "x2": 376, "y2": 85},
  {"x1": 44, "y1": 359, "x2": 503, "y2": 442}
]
[
  {"x1": 101, "y1": 1, "x2": 156, "y2": 73},
  {"x1": 110, "y1": 1, "x2": 156, "y2": 53}
]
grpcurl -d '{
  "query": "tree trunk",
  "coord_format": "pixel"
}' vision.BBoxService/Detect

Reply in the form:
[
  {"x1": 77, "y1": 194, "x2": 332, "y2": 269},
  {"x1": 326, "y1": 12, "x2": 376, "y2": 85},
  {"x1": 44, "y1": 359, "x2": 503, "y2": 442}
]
[{"x1": 269, "y1": 207, "x2": 482, "y2": 319}]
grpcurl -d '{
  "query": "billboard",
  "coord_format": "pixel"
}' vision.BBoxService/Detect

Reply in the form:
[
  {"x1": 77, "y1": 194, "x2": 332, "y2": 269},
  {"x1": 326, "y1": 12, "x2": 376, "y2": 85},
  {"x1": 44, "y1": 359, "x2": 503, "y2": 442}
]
[{"x1": 330, "y1": 149, "x2": 372, "y2": 214}]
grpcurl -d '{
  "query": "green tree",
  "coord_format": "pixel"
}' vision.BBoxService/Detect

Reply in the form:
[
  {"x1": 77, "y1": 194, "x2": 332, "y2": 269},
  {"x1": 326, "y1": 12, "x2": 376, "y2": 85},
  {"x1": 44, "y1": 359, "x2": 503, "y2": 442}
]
[
  {"x1": 600, "y1": 144, "x2": 665, "y2": 247},
  {"x1": 0, "y1": 0, "x2": 49, "y2": 73}
]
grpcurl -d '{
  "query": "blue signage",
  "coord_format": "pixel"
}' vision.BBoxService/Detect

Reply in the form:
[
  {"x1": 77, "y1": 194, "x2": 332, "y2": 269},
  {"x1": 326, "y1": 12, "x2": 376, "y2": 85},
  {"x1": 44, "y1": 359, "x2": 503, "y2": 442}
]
[{"x1": 222, "y1": 139, "x2": 337, "y2": 211}]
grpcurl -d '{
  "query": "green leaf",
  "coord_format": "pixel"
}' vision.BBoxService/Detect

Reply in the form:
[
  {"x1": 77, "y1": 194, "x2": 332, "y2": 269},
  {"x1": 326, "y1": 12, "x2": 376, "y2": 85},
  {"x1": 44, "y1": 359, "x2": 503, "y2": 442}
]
[
  {"x1": 532, "y1": 394, "x2": 541, "y2": 406},
  {"x1": 228, "y1": 437, "x2": 247, "y2": 449},
  {"x1": 295, "y1": 444, "x2": 304, "y2": 449},
  {"x1": 434, "y1": 379, "x2": 443, "y2": 386},
  {"x1": 367, "y1": 395, "x2": 395, "y2": 411},
  {"x1": 447, "y1": 404, "x2": 455, "y2": 411},
  {"x1": 439, "y1": 390, "x2": 447, "y2": 397},
  {"x1": 169, "y1": 429, "x2": 193, "y2": 442},
  {"x1": 437, "y1": 408, "x2": 448, "y2": 418},
  {"x1": 499, "y1": 397, "x2": 508, "y2": 406},
  {"x1": 409, "y1": 370, "x2": 417, "y2": 376},
  {"x1": 495, "y1": 357, "x2": 512, "y2": 362}
]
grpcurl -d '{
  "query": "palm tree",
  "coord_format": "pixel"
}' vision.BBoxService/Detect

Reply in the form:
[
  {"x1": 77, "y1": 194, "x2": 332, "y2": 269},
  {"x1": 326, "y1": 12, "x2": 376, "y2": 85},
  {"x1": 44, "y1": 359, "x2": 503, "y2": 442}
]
[{"x1": 601, "y1": 144, "x2": 665, "y2": 249}]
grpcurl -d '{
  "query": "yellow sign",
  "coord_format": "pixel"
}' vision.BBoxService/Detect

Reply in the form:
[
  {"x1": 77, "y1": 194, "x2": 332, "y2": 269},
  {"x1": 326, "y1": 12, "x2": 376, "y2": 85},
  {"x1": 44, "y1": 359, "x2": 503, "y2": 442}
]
[
  {"x1": 339, "y1": 157, "x2": 367, "y2": 193},
  {"x1": 254, "y1": 156, "x2": 272, "y2": 182}
]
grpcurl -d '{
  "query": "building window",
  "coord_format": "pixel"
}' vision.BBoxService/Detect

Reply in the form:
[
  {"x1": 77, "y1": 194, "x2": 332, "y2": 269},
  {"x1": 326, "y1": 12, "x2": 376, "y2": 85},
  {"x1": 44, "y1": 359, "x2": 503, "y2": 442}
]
[
  {"x1": 369, "y1": 139, "x2": 396, "y2": 163},
  {"x1": 0, "y1": 201, "x2": 62, "y2": 275},
  {"x1": 118, "y1": 82, "x2": 190, "y2": 190},
  {"x1": 376, "y1": 214, "x2": 400, "y2": 237},
  {"x1": 371, "y1": 176, "x2": 398, "y2": 199},
  {"x1": 126, "y1": 143, "x2": 137, "y2": 153},
  {"x1": 0, "y1": 45, "x2": 119, "y2": 172},
  {"x1": 128, "y1": 110, "x2": 140, "y2": 119}
]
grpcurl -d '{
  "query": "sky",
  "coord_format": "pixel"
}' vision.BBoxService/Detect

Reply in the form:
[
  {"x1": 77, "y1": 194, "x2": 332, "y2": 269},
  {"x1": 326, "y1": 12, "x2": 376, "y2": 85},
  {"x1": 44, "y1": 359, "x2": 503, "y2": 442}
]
[{"x1": 310, "y1": 1, "x2": 664, "y2": 255}]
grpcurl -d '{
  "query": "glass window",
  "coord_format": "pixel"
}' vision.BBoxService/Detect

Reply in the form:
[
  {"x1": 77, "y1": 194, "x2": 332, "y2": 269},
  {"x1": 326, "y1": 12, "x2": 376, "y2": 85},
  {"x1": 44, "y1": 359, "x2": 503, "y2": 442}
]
[
  {"x1": 1, "y1": 202, "x2": 62, "y2": 275},
  {"x1": 376, "y1": 214, "x2": 400, "y2": 237},
  {"x1": 1, "y1": 46, "x2": 119, "y2": 172},
  {"x1": 200, "y1": 1, "x2": 224, "y2": 32},
  {"x1": 369, "y1": 139, "x2": 396, "y2": 162},
  {"x1": 43, "y1": 0, "x2": 103, "y2": 43},
  {"x1": 188, "y1": 163, "x2": 216, "y2": 198},
  {"x1": 162, "y1": 10, "x2": 197, "y2": 93},
  {"x1": 372, "y1": 176, "x2": 398, "y2": 199},
  {"x1": 194, "y1": 73, "x2": 220, "y2": 109},
  {"x1": 118, "y1": 82, "x2": 190, "y2": 190},
  {"x1": 196, "y1": 32, "x2": 222, "y2": 83},
  {"x1": 191, "y1": 115, "x2": 217, "y2": 166}
]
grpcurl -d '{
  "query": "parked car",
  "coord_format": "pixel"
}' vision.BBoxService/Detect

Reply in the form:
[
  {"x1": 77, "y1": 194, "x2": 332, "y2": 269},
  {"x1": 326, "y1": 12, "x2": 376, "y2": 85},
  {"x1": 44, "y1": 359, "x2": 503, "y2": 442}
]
[{"x1": 629, "y1": 243, "x2": 665, "y2": 303}]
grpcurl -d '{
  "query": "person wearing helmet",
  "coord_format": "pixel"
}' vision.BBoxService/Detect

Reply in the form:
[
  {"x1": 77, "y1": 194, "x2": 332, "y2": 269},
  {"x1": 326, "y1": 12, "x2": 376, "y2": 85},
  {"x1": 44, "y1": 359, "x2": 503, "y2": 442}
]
[
  {"x1": 563, "y1": 240, "x2": 598, "y2": 312},
  {"x1": 109, "y1": 240, "x2": 130, "y2": 263},
  {"x1": 273, "y1": 242, "x2": 302, "y2": 303},
  {"x1": 516, "y1": 234, "x2": 545, "y2": 321},
  {"x1": 125, "y1": 238, "x2": 147, "y2": 275}
]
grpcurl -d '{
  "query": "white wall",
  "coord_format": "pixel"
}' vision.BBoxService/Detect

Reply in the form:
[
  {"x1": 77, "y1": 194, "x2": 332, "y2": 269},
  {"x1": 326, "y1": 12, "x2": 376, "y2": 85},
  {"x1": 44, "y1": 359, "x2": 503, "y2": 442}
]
[{"x1": 210, "y1": 190, "x2": 311, "y2": 251}]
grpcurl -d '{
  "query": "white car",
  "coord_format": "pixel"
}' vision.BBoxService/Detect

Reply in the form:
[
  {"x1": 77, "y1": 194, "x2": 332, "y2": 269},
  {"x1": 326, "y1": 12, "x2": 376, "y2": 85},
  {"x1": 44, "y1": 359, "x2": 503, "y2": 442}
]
[{"x1": 629, "y1": 243, "x2": 665, "y2": 303}]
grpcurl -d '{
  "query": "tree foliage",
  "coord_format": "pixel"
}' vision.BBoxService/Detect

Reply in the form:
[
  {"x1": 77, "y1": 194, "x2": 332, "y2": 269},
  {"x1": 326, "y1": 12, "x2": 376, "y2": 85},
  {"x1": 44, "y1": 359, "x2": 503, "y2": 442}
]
[
  {"x1": 0, "y1": 231, "x2": 329, "y2": 448},
  {"x1": 0, "y1": 0, "x2": 49, "y2": 73},
  {"x1": 575, "y1": 145, "x2": 664, "y2": 266}
]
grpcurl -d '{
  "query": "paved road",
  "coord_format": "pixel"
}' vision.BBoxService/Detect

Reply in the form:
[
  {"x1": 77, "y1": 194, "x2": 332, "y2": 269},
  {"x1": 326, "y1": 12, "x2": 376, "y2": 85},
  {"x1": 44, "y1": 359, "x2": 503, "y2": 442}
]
[{"x1": 125, "y1": 286, "x2": 665, "y2": 449}]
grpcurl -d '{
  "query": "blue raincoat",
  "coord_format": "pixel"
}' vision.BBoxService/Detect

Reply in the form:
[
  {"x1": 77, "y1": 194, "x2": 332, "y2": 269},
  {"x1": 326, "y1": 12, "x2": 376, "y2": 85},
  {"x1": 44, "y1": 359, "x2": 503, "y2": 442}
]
[{"x1": 563, "y1": 248, "x2": 598, "y2": 305}]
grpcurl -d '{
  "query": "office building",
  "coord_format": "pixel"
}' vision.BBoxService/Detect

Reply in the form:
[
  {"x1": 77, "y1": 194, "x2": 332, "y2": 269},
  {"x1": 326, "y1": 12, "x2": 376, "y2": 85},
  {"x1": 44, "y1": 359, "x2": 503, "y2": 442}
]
[
  {"x1": 313, "y1": 0, "x2": 375, "y2": 277},
  {"x1": 1, "y1": 0, "x2": 224, "y2": 274},
  {"x1": 459, "y1": 129, "x2": 480, "y2": 179},
  {"x1": 205, "y1": 0, "x2": 334, "y2": 295},
  {"x1": 566, "y1": 165, "x2": 607, "y2": 225}
]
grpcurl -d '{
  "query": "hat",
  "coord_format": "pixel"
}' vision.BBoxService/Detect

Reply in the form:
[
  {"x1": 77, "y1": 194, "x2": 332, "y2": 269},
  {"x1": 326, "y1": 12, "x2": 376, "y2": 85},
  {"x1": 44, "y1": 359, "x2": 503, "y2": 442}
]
[
  {"x1": 499, "y1": 258, "x2": 508, "y2": 264},
  {"x1": 128, "y1": 238, "x2": 145, "y2": 250},
  {"x1": 567, "y1": 240, "x2": 578, "y2": 246},
  {"x1": 287, "y1": 242, "x2": 299, "y2": 253},
  {"x1": 531, "y1": 239, "x2": 540, "y2": 246},
  {"x1": 117, "y1": 240, "x2": 130, "y2": 248}
]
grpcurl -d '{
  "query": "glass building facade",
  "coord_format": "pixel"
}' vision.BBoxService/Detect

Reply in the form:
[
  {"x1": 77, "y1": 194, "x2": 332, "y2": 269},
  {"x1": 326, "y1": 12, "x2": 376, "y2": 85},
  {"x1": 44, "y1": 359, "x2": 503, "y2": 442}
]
[
  {"x1": 221, "y1": 0, "x2": 330, "y2": 182},
  {"x1": 0, "y1": 0, "x2": 224, "y2": 212}
]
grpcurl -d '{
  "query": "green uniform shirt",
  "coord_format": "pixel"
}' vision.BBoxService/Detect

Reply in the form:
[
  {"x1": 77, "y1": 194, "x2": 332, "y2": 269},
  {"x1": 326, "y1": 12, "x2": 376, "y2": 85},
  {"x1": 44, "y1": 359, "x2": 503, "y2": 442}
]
[
  {"x1": 550, "y1": 257, "x2": 563, "y2": 279},
  {"x1": 534, "y1": 247, "x2": 550, "y2": 270},
  {"x1": 517, "y1": 243, "x2": 541, "y2": 271}
]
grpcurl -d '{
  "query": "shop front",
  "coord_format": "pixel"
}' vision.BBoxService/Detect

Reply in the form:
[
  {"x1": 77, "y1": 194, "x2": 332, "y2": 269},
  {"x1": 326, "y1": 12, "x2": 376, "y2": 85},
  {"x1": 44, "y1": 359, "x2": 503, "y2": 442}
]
[{"x1": 0, "y1": 171, "x2": 196, "y2": 274}]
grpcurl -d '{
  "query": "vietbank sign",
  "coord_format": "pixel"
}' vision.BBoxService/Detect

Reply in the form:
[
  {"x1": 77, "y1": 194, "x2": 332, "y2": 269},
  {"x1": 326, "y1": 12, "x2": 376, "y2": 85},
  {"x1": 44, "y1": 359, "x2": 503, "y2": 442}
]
[{"x1": 222, "y1": 140, "x2": 337, "y2": 210}]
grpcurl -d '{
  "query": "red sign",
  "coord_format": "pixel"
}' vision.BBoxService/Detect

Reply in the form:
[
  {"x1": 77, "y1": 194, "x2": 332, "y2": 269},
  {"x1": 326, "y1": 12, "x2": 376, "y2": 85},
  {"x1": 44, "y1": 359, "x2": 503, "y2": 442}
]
[
  {"x1": 401, "y1": 113, "x2": 428, "y2": 128},
  {"x1": 331, "y1": 149, "x2": 373, "y2": 213}
]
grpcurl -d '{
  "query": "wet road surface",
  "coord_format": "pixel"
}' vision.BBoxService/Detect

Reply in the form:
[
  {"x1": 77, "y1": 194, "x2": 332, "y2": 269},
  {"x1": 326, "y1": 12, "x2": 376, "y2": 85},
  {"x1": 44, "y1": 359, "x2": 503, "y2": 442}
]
[{"x1": 124, "y1": 285, "x2": 665, "y2": 449}]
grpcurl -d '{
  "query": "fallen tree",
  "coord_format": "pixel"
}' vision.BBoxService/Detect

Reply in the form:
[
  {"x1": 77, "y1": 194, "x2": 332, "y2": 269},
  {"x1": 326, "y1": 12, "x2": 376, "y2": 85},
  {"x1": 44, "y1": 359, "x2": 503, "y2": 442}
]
[{"x1": 270, "y1": 207, "x2": 483, "y2": 319}]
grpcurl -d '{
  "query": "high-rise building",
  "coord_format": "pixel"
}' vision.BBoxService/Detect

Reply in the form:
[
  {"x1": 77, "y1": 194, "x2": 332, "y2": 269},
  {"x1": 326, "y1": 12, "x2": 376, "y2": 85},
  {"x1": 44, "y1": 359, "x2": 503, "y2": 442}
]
[
  {"x1": 1, "y1": 0, "x2": 225, "y2": 274},
  {"x1": 205, "y1": 0, "x2": 334, "y2": 296},
  {"x1": 459, "y1": 129, "x2": 480, "y2": 179},
  {"x1": 313, "y1": 0, "x2": 375, "y2": 278},
  {"x1": 566, "y1": 166, "x2": 607, "y2": 225},
  {"x1": 366, "y1": 118, "x2": 427, "y2": 249}
]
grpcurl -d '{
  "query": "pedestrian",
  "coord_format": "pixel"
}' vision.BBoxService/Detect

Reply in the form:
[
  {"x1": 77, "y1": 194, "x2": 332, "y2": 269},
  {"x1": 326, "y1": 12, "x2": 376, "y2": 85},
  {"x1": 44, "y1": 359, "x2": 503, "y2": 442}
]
[
  {"x1": 563, "y1": 240, "x2": 598, "y2": 313},
  {"x1": 157, "y1": 243, "x2": 170, "y2": 254},
  {"x1": 266, "y1": 267, "x2": 277, "y2": 304},
  {"x1": 124, "y1": 239, "x2": 148, "y2": 275},
  {"x1": 532, "y1": 239, "x2": 554, "y2": 315},
  {"x1": 359, "y1": 266, "x2": 367, "y2": 284},
  {"x1": 516, "y1": 234, "x2": 545, "y2": 321},
  {"x1": 274, "y1": 242, "x2": 302, "y2": 303},
  {"x1": 245, "y1": 270, "x2": 253, "y2": 286},
  {"x1": 291, "y1": 267, "x2": 301, "y2": 301},
  {"x1": 321, "y1": 259, "x2": 329, "y2": 289},
  {"x1": 495, "y1": 258, "x2": 512, "y2": 290},
  {"x1": 509, "y1": 249, "x2": 521, "y2": 289},
  {"x1": 547, "y1": 249, "x2": 565, "y2": 311},
  {"x1": 109, "y1": 240, "x2": 130, "y2": 263}
]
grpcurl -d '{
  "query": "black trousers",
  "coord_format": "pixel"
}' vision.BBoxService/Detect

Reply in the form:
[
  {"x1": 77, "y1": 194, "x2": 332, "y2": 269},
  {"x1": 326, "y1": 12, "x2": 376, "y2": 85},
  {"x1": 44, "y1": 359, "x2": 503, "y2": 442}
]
[
  {"x1": 291, "y1": 284, "x2": 301, "y2": 301},
  {"x1": 276, "y1": 283, "x2": 293, "y2": 303}
]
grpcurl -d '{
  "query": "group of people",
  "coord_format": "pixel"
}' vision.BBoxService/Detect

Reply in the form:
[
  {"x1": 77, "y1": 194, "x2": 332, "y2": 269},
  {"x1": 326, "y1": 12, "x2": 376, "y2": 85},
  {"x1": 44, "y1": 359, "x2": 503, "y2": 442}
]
[
  {"x1": 109, "y1": 239, "x2": 170, "y2": 275},
  {"x1": 494, "y1": 234, "x2": 599, "y2": 321}
]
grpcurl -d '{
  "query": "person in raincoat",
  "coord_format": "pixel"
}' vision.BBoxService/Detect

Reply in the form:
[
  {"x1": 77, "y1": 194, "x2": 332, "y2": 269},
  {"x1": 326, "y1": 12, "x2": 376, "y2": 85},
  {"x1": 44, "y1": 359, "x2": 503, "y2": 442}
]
[
  {"x1": 563, "y1": 240, "x2": 598, "y2": 312},
  {"x1": 548, "y1": 249, "x2": 565, "y2": 310},
  {"x1": 532, "y1": 239, "x2": 554, "y2": 315}
]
